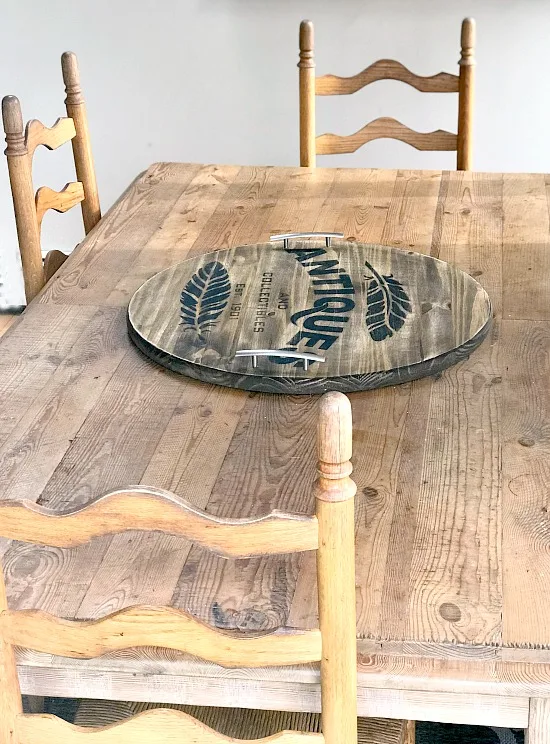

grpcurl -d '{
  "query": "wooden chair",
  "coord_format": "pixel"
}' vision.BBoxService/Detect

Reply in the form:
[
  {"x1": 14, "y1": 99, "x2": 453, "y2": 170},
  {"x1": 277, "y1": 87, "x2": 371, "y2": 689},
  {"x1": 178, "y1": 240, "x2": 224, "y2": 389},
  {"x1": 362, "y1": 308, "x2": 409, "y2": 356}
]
[
  {"x1": 0, "y1": 392, "x2": 410, "y2": 744},
  {"x1": 299, "y1": 18, "x2": 475, "y2": 170},
  {"x1": 2, "y1": 52, "x2": 100, "y2": 304}
]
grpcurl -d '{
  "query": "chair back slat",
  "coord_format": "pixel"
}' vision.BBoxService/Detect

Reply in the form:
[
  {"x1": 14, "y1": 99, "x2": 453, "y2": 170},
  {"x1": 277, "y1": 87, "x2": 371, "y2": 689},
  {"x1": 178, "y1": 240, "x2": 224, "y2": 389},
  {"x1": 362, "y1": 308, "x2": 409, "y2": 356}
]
[
  {"x1": 25, "y1": 117, "x2": 76, "y2": 157},
  {"x1": 17, "y1": 708, "x2": 324, "y2": 744},
  {"x1": 1, "y1": 606, "x2": 322, "y2": 667},
  {"x1": 2, "y1": 51, "x2": 100, "y2": 303},
  {"x1": 300, "y1": 17, "x2": 475, "y2": 170},
  {"x1": 35, "y1": 182, "x2": 85, "y2": 227},
  {"x1": 316, "y1": 59, "x2": 459, "y2": 96},
  {"x1": 316, "y1": 118, "x2": 458, "y2": 156},
  {"x1": 0, "y1": 486, "x2": 319, "y2": 557}
]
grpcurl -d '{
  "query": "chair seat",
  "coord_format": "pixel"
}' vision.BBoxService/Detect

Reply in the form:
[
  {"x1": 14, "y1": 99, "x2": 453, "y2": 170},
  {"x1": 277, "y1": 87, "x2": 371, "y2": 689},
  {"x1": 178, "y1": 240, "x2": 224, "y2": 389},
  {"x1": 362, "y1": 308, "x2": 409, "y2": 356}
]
[{"x1": 75, "y1": 699, "x2": 411, "y2": 743}]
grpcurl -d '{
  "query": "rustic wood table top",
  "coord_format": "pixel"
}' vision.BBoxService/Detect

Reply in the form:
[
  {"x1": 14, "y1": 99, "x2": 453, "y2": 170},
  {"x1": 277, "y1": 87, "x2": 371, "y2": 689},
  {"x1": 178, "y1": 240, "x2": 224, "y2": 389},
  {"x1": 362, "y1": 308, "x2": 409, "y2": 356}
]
[{"x1": 2, "y1": 163, "x2": 550, "y2": 734}]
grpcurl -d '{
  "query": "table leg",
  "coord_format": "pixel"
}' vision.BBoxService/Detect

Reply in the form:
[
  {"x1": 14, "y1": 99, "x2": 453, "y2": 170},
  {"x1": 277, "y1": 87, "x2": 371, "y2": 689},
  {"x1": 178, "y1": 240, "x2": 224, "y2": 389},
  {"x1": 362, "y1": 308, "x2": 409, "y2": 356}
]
[
  {"x1": 404, "y1": 720, "x2": 415, "y2": 743},
  {"x1": 527, "y1": 698, "x2": 550, "y2": 743}
]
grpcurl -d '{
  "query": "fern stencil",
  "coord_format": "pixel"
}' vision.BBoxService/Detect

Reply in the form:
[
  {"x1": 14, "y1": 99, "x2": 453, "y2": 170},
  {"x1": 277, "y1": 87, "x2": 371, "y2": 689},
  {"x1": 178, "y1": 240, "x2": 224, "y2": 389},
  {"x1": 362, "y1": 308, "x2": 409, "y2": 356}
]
[
  {"x1": 180, "y1": 261, "x2": 231, "y2": 342},
  {"x1": 364, "y1": 260, "x2": 411, "y2": 341}
]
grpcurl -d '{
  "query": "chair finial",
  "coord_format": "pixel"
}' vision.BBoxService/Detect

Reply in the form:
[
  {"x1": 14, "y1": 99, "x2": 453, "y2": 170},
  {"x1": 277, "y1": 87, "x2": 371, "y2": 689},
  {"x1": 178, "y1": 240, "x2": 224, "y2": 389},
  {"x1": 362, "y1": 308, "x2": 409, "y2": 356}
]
[
  {"x1": 2, "y1": 96, "x2": 26, "y2": 155},
  {"x1": 299, "y1": 20, "x2": 315, "y2": 68},
  {"x1": 62, "y1": 51, "x2": 84, "y2": 105},
  {"x1": 460, "y1": 18, "x2": 476, "y2": 66},
  {"x1": 316, "y1": 392, "x2": 355, "y2": 503}
]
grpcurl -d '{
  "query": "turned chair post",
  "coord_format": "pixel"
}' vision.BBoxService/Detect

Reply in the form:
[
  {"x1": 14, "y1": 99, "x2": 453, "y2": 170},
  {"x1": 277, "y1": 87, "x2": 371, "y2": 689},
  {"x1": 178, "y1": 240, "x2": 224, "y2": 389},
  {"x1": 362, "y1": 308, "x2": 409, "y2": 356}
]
[
  {"x1": 61, "y1": 51, "x2": 101, "y2": 233},
  {"x1": 457, "y1": 18, "x2": 475, "y2": 171},
  {"x1": 315, "y1": 392, "x2": 358, "y2": 744},
  {"x1": 2, "y1": 95, "x2": 44, "y2": 302},
  {"x1": 299, "y1": 20, "x2": 316, "y2": 168}
]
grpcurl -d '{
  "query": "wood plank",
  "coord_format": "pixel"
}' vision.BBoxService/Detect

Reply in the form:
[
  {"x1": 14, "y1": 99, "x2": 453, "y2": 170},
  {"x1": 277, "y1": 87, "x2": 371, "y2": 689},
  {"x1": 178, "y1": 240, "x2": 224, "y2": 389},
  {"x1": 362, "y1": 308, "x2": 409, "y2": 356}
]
[
  {"x1": 106, "y1": 164, "x2": 241, "y2": 306},
  {"x1": 316, "y1": 60, "x2": 459, "y2": 95},
  {"x1": 405, "y1": 318, "x2": 501, "y2": 645},
  {"x1": 502, "y1": 319, "x2": 550, "y2": 647},
  {"x1": 0, "y1": 308, "x2": 125, "y2": 503},
  {"x1": 503, "y1": 173, "x2": 550, "y2": 321},
  {"x1": 17, "y1": 708, "x2": 323, "y2": 744},
  {"x1": 14, "y1": 664, "x2": 529, "y2": 729},
  {"x1": 431, "y1": 171, "x2": 503, "y2": 316},
  {"x1": 0, "y1": 487, "x2": 319, "y2": 556},
  {"x1": 0, "y1": 305, "x2": 110, "y2": 449}
]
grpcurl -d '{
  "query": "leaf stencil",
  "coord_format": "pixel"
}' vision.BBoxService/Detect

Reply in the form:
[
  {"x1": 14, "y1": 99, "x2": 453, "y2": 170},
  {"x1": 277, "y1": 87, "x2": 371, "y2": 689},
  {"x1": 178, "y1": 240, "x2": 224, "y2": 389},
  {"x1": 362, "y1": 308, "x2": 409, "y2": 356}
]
[
  {"x1": 180, "y1": 261, "x2": 231, "y2": 342},
  {"x1": 364, "y1": 260, "x2": 412, "y2": 341}
]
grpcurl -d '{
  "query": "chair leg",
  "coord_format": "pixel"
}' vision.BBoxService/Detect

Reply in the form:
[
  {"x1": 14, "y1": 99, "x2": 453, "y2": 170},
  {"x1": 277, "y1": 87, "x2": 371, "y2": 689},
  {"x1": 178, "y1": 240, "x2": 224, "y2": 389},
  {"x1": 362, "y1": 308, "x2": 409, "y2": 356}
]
[
  {"x1": 527, "y1": 698, "x2": 550, "y2": 743},
  {"x1": 404, "y1": 720, "x2": 415, "y2": 744}
]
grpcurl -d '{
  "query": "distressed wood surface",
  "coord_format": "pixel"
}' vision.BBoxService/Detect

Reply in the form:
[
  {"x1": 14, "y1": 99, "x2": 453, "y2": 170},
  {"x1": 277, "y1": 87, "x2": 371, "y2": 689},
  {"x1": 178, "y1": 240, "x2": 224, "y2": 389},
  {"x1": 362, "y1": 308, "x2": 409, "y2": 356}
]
[
  {"x1": 1, "y1": 163, "x2": 550, "y2": 725},
  {"x1": 16, "y1": 708, "x2": 323, "y2": 744},
  {"x1": 128, "y1": 236, "x2": 490, "y2": 394}
]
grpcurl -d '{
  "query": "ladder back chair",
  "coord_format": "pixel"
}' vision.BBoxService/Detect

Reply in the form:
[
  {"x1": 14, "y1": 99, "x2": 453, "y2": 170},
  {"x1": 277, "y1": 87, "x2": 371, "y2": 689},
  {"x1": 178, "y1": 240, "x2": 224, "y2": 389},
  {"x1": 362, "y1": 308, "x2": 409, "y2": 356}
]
[
  {"x1": 0, "y1": 392, "x2": 409, "y2": 744},
  {"x1": 2, "y1": 52, "x2": 100, "y2": 304},
  {"x1": 299, "y1": 18, "x2": 475, "y2": 170}
]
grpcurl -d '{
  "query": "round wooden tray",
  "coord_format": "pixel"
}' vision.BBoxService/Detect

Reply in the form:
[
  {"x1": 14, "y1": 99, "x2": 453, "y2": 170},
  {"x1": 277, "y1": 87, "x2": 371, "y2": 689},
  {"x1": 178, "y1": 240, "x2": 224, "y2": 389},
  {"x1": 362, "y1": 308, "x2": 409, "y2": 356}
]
[{"x1": 127, "y1": 235, "x2": 492, "y2": 394}]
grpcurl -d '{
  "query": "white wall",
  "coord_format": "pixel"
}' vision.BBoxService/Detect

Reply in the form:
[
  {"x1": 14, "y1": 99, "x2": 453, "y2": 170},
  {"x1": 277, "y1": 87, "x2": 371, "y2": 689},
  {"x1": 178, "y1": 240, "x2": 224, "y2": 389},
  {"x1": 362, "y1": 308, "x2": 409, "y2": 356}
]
[{"x1": 1, "y1": 0, "x2": 549, "y2": 306}]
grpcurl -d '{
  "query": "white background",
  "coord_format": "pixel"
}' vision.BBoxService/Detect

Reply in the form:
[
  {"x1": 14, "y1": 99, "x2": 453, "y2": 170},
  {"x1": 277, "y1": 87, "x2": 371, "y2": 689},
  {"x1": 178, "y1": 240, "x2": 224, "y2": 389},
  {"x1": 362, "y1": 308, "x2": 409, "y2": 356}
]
[{"x1": 0, "y1": 0, "x2": 547, "y2": 306}]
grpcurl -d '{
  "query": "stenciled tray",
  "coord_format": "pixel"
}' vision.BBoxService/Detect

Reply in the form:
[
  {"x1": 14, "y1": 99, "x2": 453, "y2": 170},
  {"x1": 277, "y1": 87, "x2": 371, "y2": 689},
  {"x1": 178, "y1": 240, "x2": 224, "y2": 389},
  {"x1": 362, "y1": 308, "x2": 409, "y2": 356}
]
[{"x1": 127, "y1": 232, "x2": 492, "y2": 394}]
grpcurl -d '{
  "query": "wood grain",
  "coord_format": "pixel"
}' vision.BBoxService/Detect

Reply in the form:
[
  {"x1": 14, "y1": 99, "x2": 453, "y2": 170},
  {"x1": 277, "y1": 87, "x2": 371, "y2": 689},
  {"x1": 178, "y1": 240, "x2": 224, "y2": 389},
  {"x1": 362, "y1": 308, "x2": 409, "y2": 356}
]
[
  {"x1": 128, "y1": 237, "x2": 491, "y2": 394},
  {"x1": 73, "y1": 700, "x2": 407, "y2": 744},
  {"x1": 316, "y1": 60, "x2": 459, "y2": 95},
  {"x1": 2, "y1": 162, "x2": 550, "y2": 732},
  {"x1": 25, "y1": 117, "x2": 76, "y2": 157},
  {"x1": 2, "y1": 605, "x2": 321, "y2": 666},
  {"x1": 316, "y1": 119, "x2": 457, "y2": 155},
  {"x1": 16, "y1": 708, "x2": 323, "y2": 744},
  {"x1": 35, "y1": 182, "x2": 84, "y2": 227},
  {"x1": 0, "y1": 487, "x2": 318, "y2": 557},
  {"x1": 502, "y1": 320, "x2": 550, "y2": 647}
]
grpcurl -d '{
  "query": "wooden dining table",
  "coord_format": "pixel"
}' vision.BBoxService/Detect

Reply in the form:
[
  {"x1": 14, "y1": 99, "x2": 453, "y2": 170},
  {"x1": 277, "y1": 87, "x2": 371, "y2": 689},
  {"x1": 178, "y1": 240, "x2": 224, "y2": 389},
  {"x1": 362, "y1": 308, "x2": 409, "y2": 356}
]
[{"x1": 2, "y1": 162, "x2": 550, "y2": 740}]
